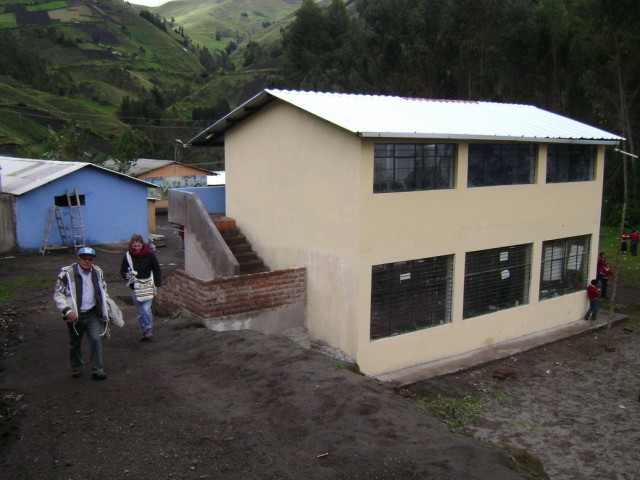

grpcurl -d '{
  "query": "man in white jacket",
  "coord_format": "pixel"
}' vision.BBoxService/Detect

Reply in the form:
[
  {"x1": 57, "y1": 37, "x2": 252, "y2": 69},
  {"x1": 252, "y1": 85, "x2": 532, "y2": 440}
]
[{"x1": 53, "y1": 247, "x2": 109, "y2": 380}]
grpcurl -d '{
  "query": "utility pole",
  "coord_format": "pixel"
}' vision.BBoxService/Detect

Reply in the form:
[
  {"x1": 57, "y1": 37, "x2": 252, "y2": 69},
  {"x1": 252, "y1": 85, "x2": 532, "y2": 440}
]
[{"x1": 606, "y1": 147, "x2": 638, "y2": 344}]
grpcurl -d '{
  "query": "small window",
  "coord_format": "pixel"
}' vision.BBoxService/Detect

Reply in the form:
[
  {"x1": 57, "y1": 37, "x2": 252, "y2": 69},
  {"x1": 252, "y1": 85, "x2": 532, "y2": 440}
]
[
  {"x1": 540, "y1": 235, "x2": 590, "y2": 300},
  {"x1": 55, "y1": 193, "x2": 85, "y2": 207},
  {"x1": 374, "y1": 144, "x2": 456, "y2": 193},
  {"x1": 468, "y1": 144, "x2": 536, "y2": 187},
  {"x1": 370, "y1": 255, "x2": 454, "y2": 339},
  {"x1": 463, "y1": 244, "x2": 531, "y2": 319},
  {"x1": 546, "y1": 144, "x2": 596, "y2": 183}
]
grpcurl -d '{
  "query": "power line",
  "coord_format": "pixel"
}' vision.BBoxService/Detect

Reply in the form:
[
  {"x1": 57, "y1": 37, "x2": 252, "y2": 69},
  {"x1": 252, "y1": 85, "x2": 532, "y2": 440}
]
[{"x1": 0, "y1": 103, "x2": 214, "y2": 131}]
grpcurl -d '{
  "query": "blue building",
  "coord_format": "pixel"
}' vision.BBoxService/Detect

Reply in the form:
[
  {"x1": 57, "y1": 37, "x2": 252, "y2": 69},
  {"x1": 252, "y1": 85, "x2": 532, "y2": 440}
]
[{"x1": 0, "y1": 156, "x2": 157, "y2": 253}]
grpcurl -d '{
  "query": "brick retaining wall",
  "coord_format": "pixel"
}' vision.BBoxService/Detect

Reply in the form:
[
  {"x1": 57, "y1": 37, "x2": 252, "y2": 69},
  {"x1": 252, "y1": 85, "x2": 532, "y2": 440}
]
[{"x1": 155, "y1": 267, "x2": 306, "y2": 321}]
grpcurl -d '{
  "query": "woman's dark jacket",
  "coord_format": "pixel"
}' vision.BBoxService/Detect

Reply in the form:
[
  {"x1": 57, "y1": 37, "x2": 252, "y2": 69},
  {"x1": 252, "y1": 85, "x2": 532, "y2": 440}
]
[{"x1": 120, "y1": 251, "x2": 162, "y2": 288}]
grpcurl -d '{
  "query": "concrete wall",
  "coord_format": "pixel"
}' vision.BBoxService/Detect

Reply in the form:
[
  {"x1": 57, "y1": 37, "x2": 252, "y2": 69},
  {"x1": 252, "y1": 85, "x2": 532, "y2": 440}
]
[
  {"x1": 173, "y1": 186, "x2": 225, "y2": 214},
  {"x1": 168, "y1": 189, "x2": 237, "y2": 280},
  {"x1": 16, "y1": 168, "x2": 149, "y2": 251},
  {"x1": 155, "y1": 267, "x2": 306, "y2": 335},
  {"x1": 226, "y1": 101, "x2": 362, "y2": 358},
  {"x1": 0, "y1": 194, "x2": 16, "y2": 253},
  {"x1": 224, "y1": 100, "x2": 608, "y2": 376}
]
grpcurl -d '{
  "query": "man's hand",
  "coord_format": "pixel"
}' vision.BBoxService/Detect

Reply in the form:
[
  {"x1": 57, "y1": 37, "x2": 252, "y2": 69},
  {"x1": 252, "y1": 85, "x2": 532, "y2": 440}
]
[{"x1": 65, "y1": 311, "x2": 77, "y2": 323}]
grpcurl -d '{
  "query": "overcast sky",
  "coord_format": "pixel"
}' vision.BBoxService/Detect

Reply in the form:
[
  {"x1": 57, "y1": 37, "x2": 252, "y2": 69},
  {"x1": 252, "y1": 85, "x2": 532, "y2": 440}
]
[{"x1": 127, "y1": 0, "x2": 170, "y2": 7}]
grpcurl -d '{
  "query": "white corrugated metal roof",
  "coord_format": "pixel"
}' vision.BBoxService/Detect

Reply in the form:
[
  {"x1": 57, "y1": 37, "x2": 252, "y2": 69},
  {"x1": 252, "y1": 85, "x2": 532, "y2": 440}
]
[
  {"x1": 0, "y1": 156, "x2": 157, "y2": 195},
  {"x1": 188, "y1": 89, "x2": 623, "y2": 146},
  {"x1": 267, "y1": 90, "x2": 623, "y2": 143},
  {"x1": 0, "y1": 157, "x2": 86, "y2": 196}
]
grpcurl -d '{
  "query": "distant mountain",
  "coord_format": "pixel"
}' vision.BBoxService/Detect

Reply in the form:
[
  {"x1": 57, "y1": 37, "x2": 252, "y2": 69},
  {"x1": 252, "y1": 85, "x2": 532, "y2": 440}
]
[{"x1": 0, "y1": 0, "x2": 307, "y2": 162}]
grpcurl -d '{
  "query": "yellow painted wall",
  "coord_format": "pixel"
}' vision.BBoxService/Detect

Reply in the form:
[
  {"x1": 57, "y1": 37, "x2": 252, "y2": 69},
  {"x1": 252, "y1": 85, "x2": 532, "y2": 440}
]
[{"x1": 226, "y1": 102, "x2": 606, "y2": 376}]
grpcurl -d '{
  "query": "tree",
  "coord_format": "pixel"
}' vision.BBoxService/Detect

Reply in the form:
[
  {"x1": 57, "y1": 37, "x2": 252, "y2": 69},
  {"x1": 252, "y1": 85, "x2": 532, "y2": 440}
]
[{"x1": 42, "y1": 124, "x2": 91, "y2": 162}]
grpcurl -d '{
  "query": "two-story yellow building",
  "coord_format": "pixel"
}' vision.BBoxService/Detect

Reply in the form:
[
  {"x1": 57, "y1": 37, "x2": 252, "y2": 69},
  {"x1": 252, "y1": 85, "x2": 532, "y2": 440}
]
[{"x1": 189, "y1": 89, "x2": 623, "y2": 377}]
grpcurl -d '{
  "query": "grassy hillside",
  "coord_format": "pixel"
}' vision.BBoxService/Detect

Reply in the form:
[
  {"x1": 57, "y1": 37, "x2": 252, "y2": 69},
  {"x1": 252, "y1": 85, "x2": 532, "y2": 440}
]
[
  {"x1": 155, "y1": 0, "x2": 303, "y2": 55},
  {"x1": 0, "y1": 0, "x2": 312, "y2": 162},
  {"x1": 0, "y1": 0, "x2": 207, "y2": 158}
]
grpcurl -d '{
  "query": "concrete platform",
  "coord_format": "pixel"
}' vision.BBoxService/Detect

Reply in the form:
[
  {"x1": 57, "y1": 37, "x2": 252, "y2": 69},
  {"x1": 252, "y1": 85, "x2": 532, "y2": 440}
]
[{"x1": 376, "y1": 312, "x2": 628, "y2": 386}]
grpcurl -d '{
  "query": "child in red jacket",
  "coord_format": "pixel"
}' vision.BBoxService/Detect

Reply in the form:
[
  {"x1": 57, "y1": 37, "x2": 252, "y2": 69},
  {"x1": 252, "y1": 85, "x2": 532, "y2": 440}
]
[{"x1": 584, "y1": 279, "x2": 600, "y2": 321}]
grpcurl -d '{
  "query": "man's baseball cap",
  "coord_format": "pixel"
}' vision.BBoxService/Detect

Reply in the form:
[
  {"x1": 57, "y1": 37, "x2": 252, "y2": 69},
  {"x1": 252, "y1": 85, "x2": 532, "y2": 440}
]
[{"x1": 77, "y1": 247, "x2": 96, "y2": 257}]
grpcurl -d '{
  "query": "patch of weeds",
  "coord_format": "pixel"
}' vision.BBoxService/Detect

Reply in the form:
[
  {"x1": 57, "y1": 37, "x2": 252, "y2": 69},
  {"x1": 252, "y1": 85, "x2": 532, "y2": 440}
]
[
  {"x1": 428, "y1": 394, "x2": 486, "y2": 432},
  {"x1": 493, "y1": 390, "x2": 509, "y2": 403},
  {"x1": 531, "y1": 425, "x2": 551, "y2": 436},
  {"x1": 505, "y1": 446, "x2": 550, "y2": 479},
  {"x1": 0, "y1": 278, "x2": 49, "y2": 307},
  {"x1": 334, "y1": 359, "x2": 362, "y2": 375}
]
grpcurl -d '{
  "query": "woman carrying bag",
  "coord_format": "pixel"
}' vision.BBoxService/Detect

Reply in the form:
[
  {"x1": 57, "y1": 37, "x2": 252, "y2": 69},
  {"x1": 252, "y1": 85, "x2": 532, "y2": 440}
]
[{"x1": 121, "y1": 233, "x2": 162, "y2": 341}]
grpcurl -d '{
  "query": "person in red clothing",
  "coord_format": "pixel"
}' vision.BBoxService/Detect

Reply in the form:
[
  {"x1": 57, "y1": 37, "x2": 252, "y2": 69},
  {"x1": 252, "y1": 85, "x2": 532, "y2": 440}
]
[
  {"x1": 596, "y1": 252, "x2": 606, "y2": 283},
  {"x1": 621, "y1": 232, "x2": 629, "y2": 253},
  {"x1": 584, "y1": 279, "x2": 600, "y2": 321},
  {"x1": 630, "y1": 229, "x2": 639, "y2": 256},
  {"x1": 598, "y1": 262, "x2": 614, "y2": 299}
]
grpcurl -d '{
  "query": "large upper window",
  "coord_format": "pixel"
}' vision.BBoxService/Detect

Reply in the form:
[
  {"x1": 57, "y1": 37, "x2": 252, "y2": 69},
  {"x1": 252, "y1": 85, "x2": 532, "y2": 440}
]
[
  {"x1": 540, "y1": 235, "x2": 590, "y2": 300},
  {"x1": 463, "y1": 244, "x2": 531, "y2": 319},
  {"x1": 374, "y1": 143, "x2": 456, "y2": 193},
  {"x1": 370, "y1": 255, "x2": 454, "y2": 339},
  {"x1": 546, "y1": 144, "x2": 596, "y2": 183},
  {"x1": 468, "y1": 144, "x2": 536, "y2": 187}
]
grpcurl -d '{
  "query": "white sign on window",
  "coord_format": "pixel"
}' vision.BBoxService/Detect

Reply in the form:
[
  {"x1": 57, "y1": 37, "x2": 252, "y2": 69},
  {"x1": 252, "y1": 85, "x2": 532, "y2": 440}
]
[
  {"x1": 501, "y1": 269, "x2": 510, "y2": 280},
  {"x1": 500, "y1": 251, "x2": 509, "y2": 262},
  {"x1": 399, "y1": 273, "x2": 411, "y2": 281}
]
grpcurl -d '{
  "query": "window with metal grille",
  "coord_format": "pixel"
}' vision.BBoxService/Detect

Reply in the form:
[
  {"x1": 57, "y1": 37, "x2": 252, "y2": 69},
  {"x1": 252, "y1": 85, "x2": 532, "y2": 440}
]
[
  {"x1": 463, "y1": 244, "x2": 531, "y2": 319},
  {"x1": 373, "y1": 143, "x2": 456, "y2": 193},
  {"x1": 468, "y1": 144, "x2": 536, "y2": 187},
  {"x1": 370, "y1": 255, "x2": 454, "y2": 339},
  {"x1": 539, "y1": 235, "x2": 590, "y2": 300},
  {"x1": 546, "y1": 144, "x2": 596, "y2": 183}
]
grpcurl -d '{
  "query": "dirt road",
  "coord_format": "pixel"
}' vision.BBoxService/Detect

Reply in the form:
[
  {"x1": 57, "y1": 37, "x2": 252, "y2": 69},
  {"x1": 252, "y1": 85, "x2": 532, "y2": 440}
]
[
  {"x1": 0, "y1": 223, "x2": 533, "y2": 479},
  {"x1": 2, "y1": 218, "x2": 638, "y2": 479}
]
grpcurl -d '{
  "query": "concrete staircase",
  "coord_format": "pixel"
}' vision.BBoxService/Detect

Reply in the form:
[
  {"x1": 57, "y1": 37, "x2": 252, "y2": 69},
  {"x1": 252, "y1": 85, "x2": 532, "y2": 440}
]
[{"x1": 212, "y1": 215, "x2": 269, "y2": 274}]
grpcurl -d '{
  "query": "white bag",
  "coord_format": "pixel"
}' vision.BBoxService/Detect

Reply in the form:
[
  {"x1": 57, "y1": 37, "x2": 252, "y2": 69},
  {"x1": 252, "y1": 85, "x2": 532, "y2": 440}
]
[
  {"x1": 105, "y1": 295, "x2": 125, "y2": 328},
  {"x1": 133, "y1": 276, "x2": 156, "y2": 302},
  {"x1": 126, "y1": 252, "x2": 156, "y2": 303}
]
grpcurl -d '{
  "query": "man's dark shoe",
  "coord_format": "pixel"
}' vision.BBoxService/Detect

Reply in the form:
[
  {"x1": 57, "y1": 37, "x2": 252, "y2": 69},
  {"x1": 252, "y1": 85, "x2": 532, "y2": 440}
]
[
  {"x1": 72, "y1": 371, "x2": 81, "y2": 378},
  {"x1": 92, "y1": 372, "x2": 107, "y2": 381}
]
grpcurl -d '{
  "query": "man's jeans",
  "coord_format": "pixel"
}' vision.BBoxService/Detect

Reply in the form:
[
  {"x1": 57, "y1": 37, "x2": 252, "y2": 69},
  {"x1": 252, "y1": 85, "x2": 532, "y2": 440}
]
[
  {"x1": 68, "y1": 310, "x2": 104, "y2": 374},
  {"x1": 130, "y1": 290, "x2": 154, "y2": 334}
]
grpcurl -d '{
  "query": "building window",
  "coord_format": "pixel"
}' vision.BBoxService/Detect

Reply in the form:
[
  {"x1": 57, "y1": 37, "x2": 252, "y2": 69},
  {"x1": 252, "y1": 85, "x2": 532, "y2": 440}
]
[
  {"x1": 468, "y1": 144, "x2": 536, "y2": 187},
  {"x1": 370, "y1": 255, "x2": 454, "y2": 339},
  {"x1": 546, "y1": 144, "x2": 596, "y2": 183},
  {"x1": 540, "y1": 235, "x2": 590, "y2": 300},
  {"x1": 374, "y1": 143, "x2": 455, "y2": 193},
  {"x1": 463, "y1": 244, "x2": 531, "y2": 319}
]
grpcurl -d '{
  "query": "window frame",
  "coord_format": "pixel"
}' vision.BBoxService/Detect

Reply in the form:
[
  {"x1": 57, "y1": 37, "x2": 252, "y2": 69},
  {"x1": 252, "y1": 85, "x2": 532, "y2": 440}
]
[
  {"x1": 539, "y1": 235, "x2": 591, "y2": 300},
  {"x1": 546, "y1": 144, "x2": 596, "y2": 183},
  {"x1": 374, "y1": 143, "x2": 456, "y2": 193},
  {"x1": 463, "y1": 243, "x2": 532, "y2": 319},
  {"x1": 467, "y1": 143, "x2": 537, "y2": 187},
  {"x1": 370, "y1": 255, "x2": 454, "y2": 339}
]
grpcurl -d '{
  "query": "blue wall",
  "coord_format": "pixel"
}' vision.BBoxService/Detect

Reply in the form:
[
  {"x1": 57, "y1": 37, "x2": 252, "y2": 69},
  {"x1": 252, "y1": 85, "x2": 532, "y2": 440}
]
[
  {"x1": 16, "y1": 167, "x2": 149, "y2": 251},
  {"x1": 174, "y1": 186, "x2": 226, "y2": 214}
]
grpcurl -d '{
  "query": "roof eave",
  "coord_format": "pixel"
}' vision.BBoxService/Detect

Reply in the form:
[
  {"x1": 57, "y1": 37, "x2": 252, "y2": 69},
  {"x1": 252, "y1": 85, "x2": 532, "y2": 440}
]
[
  {"x1": 187, "y1": 90, "x2": 276, "y2": 147},
  {"x1": 357, "y1": 132, "x2": 622, "y2": 145}
]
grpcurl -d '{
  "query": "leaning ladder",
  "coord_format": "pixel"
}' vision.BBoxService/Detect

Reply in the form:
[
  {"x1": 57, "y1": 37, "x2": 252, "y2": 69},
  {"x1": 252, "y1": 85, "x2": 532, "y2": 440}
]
[
  {"x1": 39, "y1": 206, "x2": 70, "y2": 255},
  {"x1": 67, "y1": 189, "x2": 86, "y2": 253}
]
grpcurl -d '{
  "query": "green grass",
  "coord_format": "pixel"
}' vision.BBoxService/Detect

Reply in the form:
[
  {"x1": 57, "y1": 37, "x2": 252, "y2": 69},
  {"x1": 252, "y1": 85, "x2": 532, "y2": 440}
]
[
  {"x1": 599, "y1": 225, "x2": 640, "y2": 289},
  {"x1": 0, "y1": 278, "x2": 50, "y2": 307},
  {"x1": 0, "y1": 13, "x2": 16, "y2": 27},
  {"x1": 428, "y1": 394, "x2": 486, "y2": 432}
]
